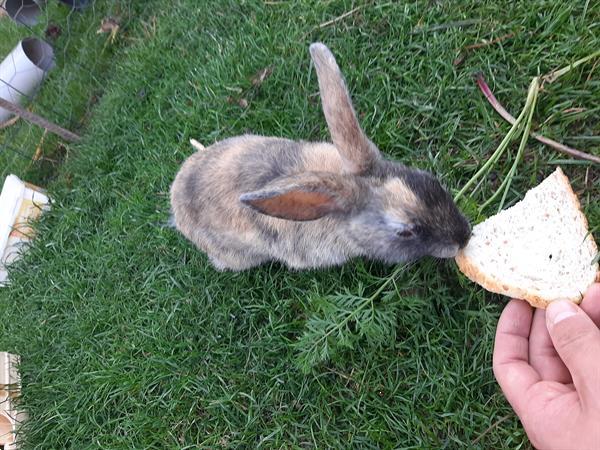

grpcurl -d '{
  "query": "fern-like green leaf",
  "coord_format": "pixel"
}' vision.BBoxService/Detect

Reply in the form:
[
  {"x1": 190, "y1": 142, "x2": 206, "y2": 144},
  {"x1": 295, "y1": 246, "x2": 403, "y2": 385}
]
[{"x1": 294, "y1": 267, "x2": 406, "y2": 372}]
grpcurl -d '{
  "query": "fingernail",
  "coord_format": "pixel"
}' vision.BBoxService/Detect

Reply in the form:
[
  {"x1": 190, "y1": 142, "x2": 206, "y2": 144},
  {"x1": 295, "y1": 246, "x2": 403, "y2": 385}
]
[{"x1": 546, "y1": 301, "x2": 578, "y2": 326}]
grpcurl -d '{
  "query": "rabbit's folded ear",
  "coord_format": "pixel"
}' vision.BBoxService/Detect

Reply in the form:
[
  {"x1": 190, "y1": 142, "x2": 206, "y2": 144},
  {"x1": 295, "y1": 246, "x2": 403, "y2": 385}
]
[
  {"x1": 310, "y1": 42, "x2": 380, "y2": 175},
  {"x1": 240, "y1": 172, "x2": 359, "y2": 221}
]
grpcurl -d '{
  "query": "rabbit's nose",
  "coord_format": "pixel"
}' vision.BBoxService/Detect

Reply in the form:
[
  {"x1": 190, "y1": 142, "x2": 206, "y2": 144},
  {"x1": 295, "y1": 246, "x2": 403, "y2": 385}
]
[{"x1": 431, "y1": 244, "x2": 460, "y2": 259}]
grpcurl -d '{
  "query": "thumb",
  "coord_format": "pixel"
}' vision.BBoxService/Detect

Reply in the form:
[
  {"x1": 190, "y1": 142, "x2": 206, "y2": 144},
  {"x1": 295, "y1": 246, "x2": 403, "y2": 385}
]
[{"x1": 546, "y1": 300, "x2": 600, "y2": 405}]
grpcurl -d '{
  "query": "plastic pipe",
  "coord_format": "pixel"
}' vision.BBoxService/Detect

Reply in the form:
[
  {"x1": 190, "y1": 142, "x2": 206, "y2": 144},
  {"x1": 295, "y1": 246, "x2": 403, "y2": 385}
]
[
  {"x1": 0, "y1": 37, "x2": 54, "y2": 123},
  {"x1": 1, "y1": 0, "x2": 45, "y2": 26}
]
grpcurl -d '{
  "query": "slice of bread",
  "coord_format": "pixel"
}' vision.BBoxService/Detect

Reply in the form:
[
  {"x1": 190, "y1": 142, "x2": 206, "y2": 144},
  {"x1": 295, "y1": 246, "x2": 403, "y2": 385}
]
[{"x1": 455, "y1": 167, "x2": 599, "y2": 308}]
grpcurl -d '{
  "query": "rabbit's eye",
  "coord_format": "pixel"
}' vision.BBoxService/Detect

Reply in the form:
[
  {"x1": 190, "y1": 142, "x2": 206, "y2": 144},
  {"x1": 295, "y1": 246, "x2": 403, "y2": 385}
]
[{"x1": 397, "y1": 229, "x2": 415, "y2": 238}]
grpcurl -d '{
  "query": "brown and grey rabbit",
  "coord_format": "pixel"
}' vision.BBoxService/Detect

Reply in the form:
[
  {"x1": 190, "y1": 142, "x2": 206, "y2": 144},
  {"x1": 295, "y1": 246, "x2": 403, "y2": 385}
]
[{"x1": 170, "y1": 43, "x2": 471, "y2": 271}]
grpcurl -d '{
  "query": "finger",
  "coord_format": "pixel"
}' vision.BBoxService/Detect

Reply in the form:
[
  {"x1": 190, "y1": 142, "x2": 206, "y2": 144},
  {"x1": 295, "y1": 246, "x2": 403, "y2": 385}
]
[
  {"x1": 527, "y1": 284, "x2": 600, "y2": 385},
  {"x1": 529, "y1": 308, "x2": 571, "y2": 383},
  {"x1": 493, "y1": 299, "x2": 541, "y2": 416},
  {"x1": 546, "y1": 300, "x2": 600, "y2": 407},
  {"x1": 580, "y1": 283, "x2": 600, "y2": 328}
]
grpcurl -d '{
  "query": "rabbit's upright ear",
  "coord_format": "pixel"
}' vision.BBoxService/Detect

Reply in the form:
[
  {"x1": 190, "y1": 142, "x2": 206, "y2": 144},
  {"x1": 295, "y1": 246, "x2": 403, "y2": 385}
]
[
  {"x1": 310, "y1": 43, "x2": 380, "y2": 175},
  {"x1": 240, "y1": 172, "x2": 360, "y2": 221}
]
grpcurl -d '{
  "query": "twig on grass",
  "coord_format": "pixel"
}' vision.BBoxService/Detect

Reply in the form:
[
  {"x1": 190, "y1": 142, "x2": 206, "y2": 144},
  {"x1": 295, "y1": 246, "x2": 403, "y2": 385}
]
[
  {"x1": 454, "y1": 33, "x2": 515, "y2": 67},
  {"x1": 318, "y1": 6, "x2": 362, "y2": 29},
  {"x1": 472, "y1": 415, "x2": 511, "y2": 445},
  {"x1": 464, "y1": 33, "x2": 515, "y2": 51},
  {"x1": 0, "y1": 115, "x2": 20, "y2": 130},
  {"x1": 475, "y1": 74, "x2": 600, "y2": 164},
  {"x1": 304, "y1": 3, "x2": 394, "y2": 38},
  {"x1": 32, "y1": 129, "x2": 48, "y2": 162},
  {"x1": 411, "y1": 19, "x2": 482, "y2": 34},
  {"x1": 0, "y1": 97, "x2": 81, "y2": 142},
  {"x1": 585, "y1": 58, "x2": 599, "y2": 83}
]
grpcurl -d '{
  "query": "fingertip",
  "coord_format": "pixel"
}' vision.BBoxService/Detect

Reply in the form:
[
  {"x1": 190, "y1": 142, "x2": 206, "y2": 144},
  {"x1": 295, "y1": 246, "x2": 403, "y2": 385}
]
[
  {"x1": 583, "y1": 283, "x2": 600, "y2": 303},
  {"x1": 546, "y1": 300, "x2": 579, "y2": 328},
  {"x1": 498, "y1": 299, "x2": 533, "y2": 328},
  {"x1": 505, "y1": 298, "x2": 533, "y2": 313}
]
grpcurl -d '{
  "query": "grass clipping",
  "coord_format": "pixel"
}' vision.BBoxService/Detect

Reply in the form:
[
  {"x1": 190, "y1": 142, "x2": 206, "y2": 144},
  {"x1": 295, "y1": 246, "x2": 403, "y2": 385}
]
[{"x1": 455, "y1": 49, "x2": 600, "y2": 207}]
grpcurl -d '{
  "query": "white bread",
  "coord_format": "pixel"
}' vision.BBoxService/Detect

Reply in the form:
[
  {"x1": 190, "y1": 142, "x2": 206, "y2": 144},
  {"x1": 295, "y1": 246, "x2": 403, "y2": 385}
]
[{"x1": 455, "y1": 167, "x2": 599, "y2": 308}]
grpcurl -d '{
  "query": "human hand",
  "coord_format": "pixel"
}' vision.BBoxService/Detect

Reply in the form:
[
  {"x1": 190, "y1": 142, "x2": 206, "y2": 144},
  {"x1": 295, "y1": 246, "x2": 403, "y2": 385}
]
[{"x1": 493, "y1": 283, "x2": 600, "y2": 450}]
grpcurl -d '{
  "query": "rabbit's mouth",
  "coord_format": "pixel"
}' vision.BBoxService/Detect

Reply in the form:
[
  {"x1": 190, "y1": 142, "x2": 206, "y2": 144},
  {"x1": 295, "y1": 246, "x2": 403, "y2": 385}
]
[{"x1": 431, "y1": 244, "x2": 460, "y2": 259}]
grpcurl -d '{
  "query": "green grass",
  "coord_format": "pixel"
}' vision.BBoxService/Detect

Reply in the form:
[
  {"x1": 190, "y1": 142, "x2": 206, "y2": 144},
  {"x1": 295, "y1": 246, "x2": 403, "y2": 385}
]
[{"x1": 1, "y1": 0, "x2": 598, "y2": 447}]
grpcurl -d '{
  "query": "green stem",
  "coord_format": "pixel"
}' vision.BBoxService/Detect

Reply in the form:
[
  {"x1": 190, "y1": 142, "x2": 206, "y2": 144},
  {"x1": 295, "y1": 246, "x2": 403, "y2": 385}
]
[
  {"x1": 477, "y1": 124, "x2": 524, "y2": 209},
  {"x1": 454, "y1": 91, "x2": 530, "y2": 202},
  {"x1": 478, "y1": 77, "x2": 539, "y2": 210},
  {"x1": 497, "y1": 78, "x2": 539, "y2": 212},
  {"x1": 543, "y1": 49, "x2": 600, "y2": 84}
]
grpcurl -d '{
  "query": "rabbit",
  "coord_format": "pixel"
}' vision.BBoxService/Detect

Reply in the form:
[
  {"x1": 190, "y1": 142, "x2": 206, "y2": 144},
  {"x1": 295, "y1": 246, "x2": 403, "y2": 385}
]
[{"x1": 170, "y1": 43, "x2": 471, "y2": 271}]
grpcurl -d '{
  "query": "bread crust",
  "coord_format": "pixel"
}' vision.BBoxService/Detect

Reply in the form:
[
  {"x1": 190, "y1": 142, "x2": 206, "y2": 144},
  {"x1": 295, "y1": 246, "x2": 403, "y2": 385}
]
[{"x1": 455, "y1": 167, "x2": 599, "y2": 309}]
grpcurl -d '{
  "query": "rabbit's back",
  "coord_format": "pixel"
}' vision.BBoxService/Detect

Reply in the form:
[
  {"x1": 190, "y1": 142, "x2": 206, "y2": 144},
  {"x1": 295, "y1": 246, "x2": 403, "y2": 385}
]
[
  {"x1": 170, "y1": 135, "x2": 353, "y2": 269},
  {"x1": 171, "y1": 42, "x2": 470, "y2": 271}
]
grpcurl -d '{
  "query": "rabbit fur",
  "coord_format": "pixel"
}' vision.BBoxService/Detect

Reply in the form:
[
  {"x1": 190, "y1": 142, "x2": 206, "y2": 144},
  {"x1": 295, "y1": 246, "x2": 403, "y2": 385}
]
[{"x1": 170, "y1": 43, "x2": 471, "y2": 271}]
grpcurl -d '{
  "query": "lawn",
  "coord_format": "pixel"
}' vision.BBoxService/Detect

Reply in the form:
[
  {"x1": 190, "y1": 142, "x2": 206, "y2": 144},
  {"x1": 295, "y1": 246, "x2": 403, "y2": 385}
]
[{"x1": 0, "y1": 0, "x2": 598, "y2": 448}]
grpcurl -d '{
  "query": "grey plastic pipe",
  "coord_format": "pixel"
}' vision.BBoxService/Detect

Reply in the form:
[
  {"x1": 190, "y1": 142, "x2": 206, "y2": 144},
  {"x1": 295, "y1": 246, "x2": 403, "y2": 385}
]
[
  {"x1": 0, "y1": 37, "x2": 54, "y2": 123},
  {"x1": 1, "y1": 0, "x2": 46, "y2": 26}
]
